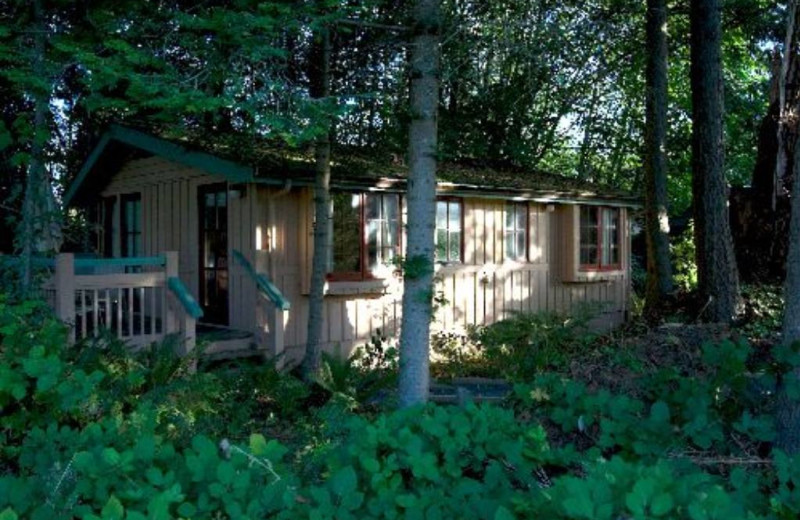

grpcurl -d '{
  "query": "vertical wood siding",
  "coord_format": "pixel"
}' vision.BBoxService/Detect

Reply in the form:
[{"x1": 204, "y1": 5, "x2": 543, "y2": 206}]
[
  {"x1": 101, "y1": 157, "x2": 630, "y2": 361},
  {"x1": 102, "y1": 157, "x2": 260, "y2": 334}
]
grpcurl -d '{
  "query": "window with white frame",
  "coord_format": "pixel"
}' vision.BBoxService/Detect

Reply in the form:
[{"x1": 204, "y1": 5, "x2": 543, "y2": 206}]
[
  {"x1": 435, "y1": 198, "x2": 462, "y2": 263},
  {"x1": 504, "y1": 202, "x2": 528, "y2": 261}
]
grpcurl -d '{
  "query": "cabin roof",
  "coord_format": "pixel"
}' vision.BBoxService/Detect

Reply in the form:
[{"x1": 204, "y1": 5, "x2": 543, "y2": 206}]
[{"x1": 65, "y1": 124, "x2": 641, "y2": 207}]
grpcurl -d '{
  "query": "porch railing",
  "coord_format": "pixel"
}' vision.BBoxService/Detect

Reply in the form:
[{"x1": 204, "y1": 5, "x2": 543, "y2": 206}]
[
  {"x1": 44, "y1": 251, "x2": 202, "y2": 355},
  {"x1": 232, "y1": 249, "x2": 290, "y2": 364}
]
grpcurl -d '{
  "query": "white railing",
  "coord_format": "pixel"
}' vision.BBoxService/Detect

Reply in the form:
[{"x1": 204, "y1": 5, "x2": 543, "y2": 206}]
[{"x1": 46, "y1": 252, "x2": 201, "y2": 354}]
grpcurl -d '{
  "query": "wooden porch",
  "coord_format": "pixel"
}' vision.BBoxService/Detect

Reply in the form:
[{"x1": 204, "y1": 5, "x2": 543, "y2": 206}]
[{"x1": 38, "y1": 251, "x2": 290, "y2": 363}]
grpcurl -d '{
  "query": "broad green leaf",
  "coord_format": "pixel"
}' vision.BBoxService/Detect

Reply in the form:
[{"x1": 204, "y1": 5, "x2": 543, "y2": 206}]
[
  {"x1": 101, "y1": 495, "x2": 124, "y2": 520},
  {"x1": 331, "y1": 466, "x2": 357, "y2": 497}
]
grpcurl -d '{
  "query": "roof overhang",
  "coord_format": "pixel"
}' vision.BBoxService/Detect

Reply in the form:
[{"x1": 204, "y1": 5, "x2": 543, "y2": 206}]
[
  {"x1": 64, "y1": 125, "x2": 258, "y2": 206},
  {"x1": 65, "y1": 125, "x2": 641, "y2": 209}
]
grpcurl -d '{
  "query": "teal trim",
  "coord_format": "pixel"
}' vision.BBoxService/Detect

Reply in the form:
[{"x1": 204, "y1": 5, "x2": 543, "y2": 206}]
[
  {"x1": 107, "y1": 125, "x2": 253, "y2": 182},
  {"x1": 74, "y1": 256, "x2": 166, "y2": 268},
  {"x1": 232, "y1": 250, "x2": 291, "y2": 311},
  {"x1": 1, "y1": 256, "x2": 55, "y2": 268},
  {"x1": 63, "y1": 133, "x2": 112, "y2": 206},
  {"x1": 31, "y1": 257, "x2": 55, "y2": 267},
  {"x1": 167, "y1": 277, "x2": 204, "y2": 319},
  {"x1": 64, "y1": 125, "x2": 256, "y2": 207}
]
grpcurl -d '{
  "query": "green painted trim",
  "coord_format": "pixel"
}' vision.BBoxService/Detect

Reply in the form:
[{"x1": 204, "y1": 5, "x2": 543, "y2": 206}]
[
  {"x1": 232, "y1": 249, "x2": 291, "y2": 311},
  {"x1": 63, "y1": 133, "x2": 112, "y2": 206},
  {"x1": 167, "y1": 277, "x2": 204, "y2": 319},
  {"x1": 108, "y1": 125, "x2": 253, "y2": 182},
  {"x1": 65, "y1": 125, "x2": 256, "y2": 207},
  {"x1": 74, "y1": 256, "x2": 166, "y2": 268},
  {"x1": 256, "y1": 274, "x2": 292, "y2": 311},
  {"x1": 31, "y1": 257, "x2": 56, "y2": 267}
]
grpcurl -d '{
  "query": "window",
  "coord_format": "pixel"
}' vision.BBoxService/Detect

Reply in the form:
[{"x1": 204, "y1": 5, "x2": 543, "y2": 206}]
[
  {"x1": 100, "y1": 196, "x2": 117, "y2": 257},
  {"x1": 579, "y1": 206, "x2": 620, "y2": 270},
  {"x1": 504, "y1": 202, "x2": 528, "y2": 261},
  {"x1": 121, "y1": 193, "x2": 142, "y2": 257},
  {"x1": 435, "y1": 199, "x2": 462, "y2": 263},
  {"x1": 329, "y1": 192, "x2": 400, "y2": 280},
  {"x1": 98, "y1": 193, "x2": 141, "y2": 258}
]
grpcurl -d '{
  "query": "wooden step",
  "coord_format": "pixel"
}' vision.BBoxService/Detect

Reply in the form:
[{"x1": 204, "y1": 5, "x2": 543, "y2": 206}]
[{"x1": 197, "y1": 324, "x2": 262, "y2": 360}]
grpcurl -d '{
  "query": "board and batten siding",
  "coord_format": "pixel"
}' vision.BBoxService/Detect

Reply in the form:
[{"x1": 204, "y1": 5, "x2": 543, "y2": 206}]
[
  {"x1": 286, "y1": 190, "x2": 631, "y2": 360},
  {"x1": 100, "y1": 156, "x2": 261, "y2": 335},
  {"x1": 98, "y1": 157, "x2": 630, "y2": 360}
]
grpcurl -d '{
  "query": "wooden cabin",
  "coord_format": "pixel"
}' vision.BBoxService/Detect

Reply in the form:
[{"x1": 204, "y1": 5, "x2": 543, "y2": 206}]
[{"x1": 61, "y1": 125, "x2": 639, "y2": 362}]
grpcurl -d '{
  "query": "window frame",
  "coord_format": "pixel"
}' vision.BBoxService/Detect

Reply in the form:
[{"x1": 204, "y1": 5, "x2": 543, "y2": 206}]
[
  {"x1": 578, "y1": 205, "x2": 621, "y2": 272},
  {"x1": 435, "y1": 197, "x2": 464, "y2": 264},
  {"x1": 120, "y1": 193, "x2": 143, "y2": 258},
  {"x1": 327, "y1": 191, "x2": 402, "y2": 282},
  {"x1": 504, "y1": 201, "x2": 529, "y2": 262}
]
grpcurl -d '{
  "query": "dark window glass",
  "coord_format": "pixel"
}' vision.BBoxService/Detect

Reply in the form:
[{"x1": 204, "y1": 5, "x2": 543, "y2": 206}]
[
  {"x1": 331, "y1": 192, "x2": 362, "y2": 274},
  {"x1": 329, "y1": 192, "x2": 402, "y2": 279},
  {"x1": 120, "y1": 193, "x2": 142, "y2": 257}
]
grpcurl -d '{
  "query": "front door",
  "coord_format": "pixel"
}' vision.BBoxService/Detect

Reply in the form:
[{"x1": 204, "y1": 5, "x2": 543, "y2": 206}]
[{"x1": 199, "y1": 184, "x2": 229, "y2": 325}]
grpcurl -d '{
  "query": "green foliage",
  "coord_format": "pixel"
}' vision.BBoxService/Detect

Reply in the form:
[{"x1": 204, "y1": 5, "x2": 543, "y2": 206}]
[
  {"x1": 4, "y1": 296, "x2": 800, "y2": 519},
  {"x1": 738, "y1": 284, "x2": 784, "y2": 341},
  {"x1": 468, "y1": 310, "x2": 598, "y2": 380},
  {"x1": 316, "y1": 331, "x2": 398, "y2": 408},
  {"x1": 672, "y1": 221, "x2": 698, "y2": 293},
  {"x1": 430, "y1": 331, "x2": 493, "y2": 379},
  {"x1": 294, "y1": 404, "x2": 545, "y2": 520}
]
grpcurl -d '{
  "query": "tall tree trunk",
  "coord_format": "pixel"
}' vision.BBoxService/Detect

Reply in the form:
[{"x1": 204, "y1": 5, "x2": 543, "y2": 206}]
[
  {"x1": 776, "y1": 143, "x2": 800, "y2": 454},
  {"x1": 776, "y1": 1, "x2": 800, "y2": 207},
  {"x1": 398, "y1": 0, "x2": 440, "y2": 408},
  {"x1": 19, "y1": 0, "x2": 48, "y2": 296},
  {"x1": 776, "y1": 3, "x2": 800, "y2": 454},
  {"x1": 303, "y1": 22, "x2": 332, "y2": 382},
  {"x1": 643, "y1": 0, "x2": 674, "y2": 320},
  {"x1": 689, "y1": 0, "x2": 739, "y2": 322}
]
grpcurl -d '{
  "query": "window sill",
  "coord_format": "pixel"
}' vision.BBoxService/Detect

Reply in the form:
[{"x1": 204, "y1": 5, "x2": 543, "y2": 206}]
[
  {"x1": 323, "y1": 279, "x2": 389, "y2": 296},
  {"x1": 567, "y1": 269, "x2": 625, "y2": 283}
]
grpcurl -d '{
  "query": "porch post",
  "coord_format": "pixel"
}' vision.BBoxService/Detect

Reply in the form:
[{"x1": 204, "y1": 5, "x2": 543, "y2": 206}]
[
  {"x1": 266, "y1": 306, "x2": 287, "y2": 370},
  {"x1": 55, "y1": 253, "x2": 75, "y2": 343},
  {"x1": 164, "y1": 251, "x2": 178, "y2": 335},
  {"x1": 184, "y1": 313, "x2": 197, "y2": 373}
]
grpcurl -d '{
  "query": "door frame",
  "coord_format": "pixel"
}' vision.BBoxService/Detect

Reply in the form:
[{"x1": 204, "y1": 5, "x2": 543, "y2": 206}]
[{"x1": 198, "y1": 182, "x2": 230, "y2": 325}]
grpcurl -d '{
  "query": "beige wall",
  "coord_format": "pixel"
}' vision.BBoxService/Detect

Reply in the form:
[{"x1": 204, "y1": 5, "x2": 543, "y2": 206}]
[{"x1": 100, "y1": 157, "x2": 631, "y2": 360}]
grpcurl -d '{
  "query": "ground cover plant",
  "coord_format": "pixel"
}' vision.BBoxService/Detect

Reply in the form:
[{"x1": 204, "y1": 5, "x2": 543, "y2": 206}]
[{"x1": 2, "y1": 296, "x2": 800, "y2": 518}]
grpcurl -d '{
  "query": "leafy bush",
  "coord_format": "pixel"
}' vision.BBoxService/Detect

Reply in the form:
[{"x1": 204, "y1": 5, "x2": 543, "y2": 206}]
[
  {"x1": 4, "y1": 296, "x2": 800, "y2": 519},
  {"x1": 316, "y1": 331, "x2": 398, "y2": 408},
  {"x1": 672, "y1": 221, "x2": 698, "y2": 293},
  {"x1": 738, "y1": 284, "x2": 783, "y2": 342},
  {"x1": 430, "y1": 330, "x2": 492, "y2": 379},
  {"x1": 293, "y1": 403, "x2": 547, "y2": 520},
  {"x1": 469, "y1": 310, "x2": 597, "y2": 380}
]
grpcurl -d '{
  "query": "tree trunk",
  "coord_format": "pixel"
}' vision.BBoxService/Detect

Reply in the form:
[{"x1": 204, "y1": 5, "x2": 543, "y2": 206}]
[
  {"x1": 19, "y1": 0, "x2": 48, "y2": 296},
  {"x1": 689, "y1": 0, "x2": 739, "y2": 323},
  {"x1": 398, "y1": 0, "x2": 440, "y2": 408},
  {"x1": 777, "y1": 142, "x2": 800, "y2": 454},
  {"x1": 303, "y1": 22, "x2": 332, "y2": 382},
  {"x1": 643, "y1": 0, "x2": 674, "y2": 321},
  {"x1": 776, "y1": 1, "x2": 800, "y2": 206},
  {"x1": 776, "y1": 5, "x2": 800, "y2": 451}
]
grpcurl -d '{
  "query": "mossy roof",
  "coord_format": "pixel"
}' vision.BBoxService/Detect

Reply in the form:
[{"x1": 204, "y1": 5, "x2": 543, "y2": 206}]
[{"x1": 66, "y1": 124, "x2": 640, "y2": 207}]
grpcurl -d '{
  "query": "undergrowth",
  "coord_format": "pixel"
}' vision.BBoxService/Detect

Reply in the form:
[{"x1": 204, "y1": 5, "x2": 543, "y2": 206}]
[{"x1": 2, "y1": 296, "x2": 800, "y2": 518}]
